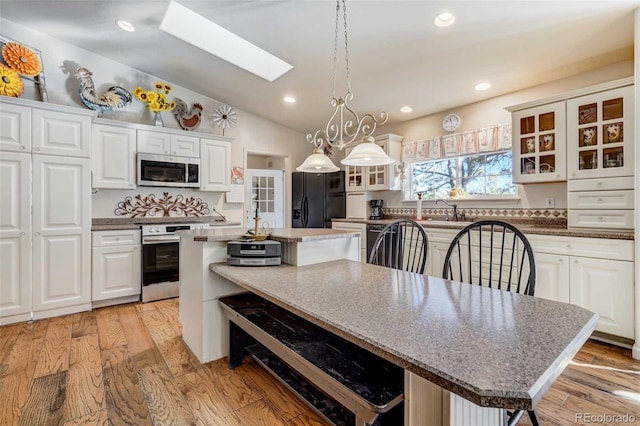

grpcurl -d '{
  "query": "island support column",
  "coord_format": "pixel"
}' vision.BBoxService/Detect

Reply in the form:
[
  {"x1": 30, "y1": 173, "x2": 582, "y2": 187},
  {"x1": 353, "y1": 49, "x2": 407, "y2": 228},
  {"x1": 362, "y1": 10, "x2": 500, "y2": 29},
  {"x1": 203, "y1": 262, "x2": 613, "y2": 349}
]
[{"x1": 405, "y1": 371, "x2": 504, "y2": 426}]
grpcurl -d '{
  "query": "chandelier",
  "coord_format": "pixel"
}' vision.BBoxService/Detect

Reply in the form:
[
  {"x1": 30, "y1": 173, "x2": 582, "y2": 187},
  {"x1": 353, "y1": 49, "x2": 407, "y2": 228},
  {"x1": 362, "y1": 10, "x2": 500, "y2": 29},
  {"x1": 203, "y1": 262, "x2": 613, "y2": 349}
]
[{"x1": 297, "y1": 0, "x2": 393, "y2": 173}]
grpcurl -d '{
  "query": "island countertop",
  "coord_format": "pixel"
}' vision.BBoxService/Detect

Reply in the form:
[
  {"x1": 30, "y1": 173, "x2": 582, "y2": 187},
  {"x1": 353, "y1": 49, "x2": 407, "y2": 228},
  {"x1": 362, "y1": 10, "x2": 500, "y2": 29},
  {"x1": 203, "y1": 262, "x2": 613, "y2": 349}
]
[
  {"x1": 210, "y1": 259, "x2": 598, "y2": 410},
  {"x1": 177, "y1": 227, "x2": 361, "y2": 242}
]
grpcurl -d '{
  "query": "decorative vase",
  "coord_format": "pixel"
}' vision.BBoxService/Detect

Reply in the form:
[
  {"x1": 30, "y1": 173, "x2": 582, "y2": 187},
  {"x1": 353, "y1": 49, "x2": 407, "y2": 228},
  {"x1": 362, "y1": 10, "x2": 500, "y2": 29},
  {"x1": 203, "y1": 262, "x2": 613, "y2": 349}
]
[{"x1": 153, "y1": 111, "x2": 164, "y2": 127}]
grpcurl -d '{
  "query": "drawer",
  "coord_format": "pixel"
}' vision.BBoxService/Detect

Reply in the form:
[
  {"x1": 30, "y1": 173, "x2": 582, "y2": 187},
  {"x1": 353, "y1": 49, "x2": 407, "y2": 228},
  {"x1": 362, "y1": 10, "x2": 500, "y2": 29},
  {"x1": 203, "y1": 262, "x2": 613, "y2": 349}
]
[
  {"x1": 568, "y1": 210, "x2": 634, "y2": 230},
  {"x1": 526, "y1": 233, "x2": 634, "y2": 261},
  {"x1": 568, "y1": 176, "x2": 634, "y2": 192},
  {"x1": 93, "y1": 230, "x2": 141, "y2": 247},
  {"x1": 568, "y1": 190, "x2": 633, "y2": 209}
]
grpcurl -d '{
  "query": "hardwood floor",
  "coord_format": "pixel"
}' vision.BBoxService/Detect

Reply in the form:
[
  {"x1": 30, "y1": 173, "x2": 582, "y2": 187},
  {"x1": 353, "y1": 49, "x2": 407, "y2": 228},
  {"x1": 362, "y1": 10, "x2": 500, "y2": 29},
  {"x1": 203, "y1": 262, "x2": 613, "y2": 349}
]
[{"x1": 0, "y1": 299, "x2": 638, "y2": 425}]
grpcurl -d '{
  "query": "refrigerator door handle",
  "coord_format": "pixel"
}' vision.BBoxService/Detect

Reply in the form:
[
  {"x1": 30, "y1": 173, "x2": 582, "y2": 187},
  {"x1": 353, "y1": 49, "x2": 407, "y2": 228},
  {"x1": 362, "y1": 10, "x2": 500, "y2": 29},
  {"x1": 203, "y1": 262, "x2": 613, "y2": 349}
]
[{"x1": 303, "y1": 197, "x2": 309, "y2": 227}]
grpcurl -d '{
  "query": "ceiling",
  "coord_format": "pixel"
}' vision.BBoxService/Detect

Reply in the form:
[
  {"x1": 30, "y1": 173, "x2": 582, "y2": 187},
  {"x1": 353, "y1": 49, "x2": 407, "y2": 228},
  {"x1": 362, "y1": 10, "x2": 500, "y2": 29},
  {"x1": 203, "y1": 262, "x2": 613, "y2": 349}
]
[{"x1": 1, "y1": 1, "x2": 638, "y2": 135}]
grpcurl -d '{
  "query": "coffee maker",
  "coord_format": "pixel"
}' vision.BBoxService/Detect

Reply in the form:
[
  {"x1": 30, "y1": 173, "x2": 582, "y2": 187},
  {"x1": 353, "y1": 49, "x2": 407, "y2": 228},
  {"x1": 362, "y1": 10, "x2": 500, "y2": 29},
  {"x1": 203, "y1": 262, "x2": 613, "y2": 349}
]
[{"x1": 370, "y1": 200, "x2": 384, "y2": 220}]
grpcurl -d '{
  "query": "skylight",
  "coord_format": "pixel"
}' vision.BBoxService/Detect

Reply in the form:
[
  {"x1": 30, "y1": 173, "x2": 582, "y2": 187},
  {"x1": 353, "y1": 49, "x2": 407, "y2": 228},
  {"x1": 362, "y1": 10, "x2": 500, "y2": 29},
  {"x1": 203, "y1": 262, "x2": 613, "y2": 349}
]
[{"x1": 160, "y1": 1, "x2": 293, "y2": 82}]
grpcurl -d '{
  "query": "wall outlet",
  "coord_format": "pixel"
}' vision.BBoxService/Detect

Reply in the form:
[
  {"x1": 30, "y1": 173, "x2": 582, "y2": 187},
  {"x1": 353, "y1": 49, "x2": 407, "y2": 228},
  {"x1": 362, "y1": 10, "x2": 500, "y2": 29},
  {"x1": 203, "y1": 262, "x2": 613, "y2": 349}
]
[{"x1": 545, "y1": 197, "x2": 555, "y2": 209}]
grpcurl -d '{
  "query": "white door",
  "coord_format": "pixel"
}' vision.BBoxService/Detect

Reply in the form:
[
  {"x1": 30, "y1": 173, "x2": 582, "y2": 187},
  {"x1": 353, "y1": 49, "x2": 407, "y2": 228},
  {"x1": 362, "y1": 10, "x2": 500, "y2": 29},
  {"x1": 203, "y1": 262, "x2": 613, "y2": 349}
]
[
  {"x1": 199, "y1": 138, "x2": 231, "y2": 191},
  {"x1": 245, "y1": 169, "x2": 285, "y2": 229},
  {"x1": 92, "y1": 245, "x2": 141, "y2": 301},
  {"x1": 92, "y1": 124, "x2": 137, "y2": 189},
  {"x1": 534, "y1": 253, "x2": 570, "y2": 303},
  {"x1": 569, "y1": 256, "x2": 634, "y2": 339},
  {"x1": 0, "y1": 152, "x2": 32, "y2": 324},
  {"x1": 32, "y1": 109, "x2": 91, "y2": 158},
  {"x1": 0, "y1": 103, "x2": 31, "y2": 152},
  {"x1": 32, "y1": 155, "x2": 91, "y2": 316}
]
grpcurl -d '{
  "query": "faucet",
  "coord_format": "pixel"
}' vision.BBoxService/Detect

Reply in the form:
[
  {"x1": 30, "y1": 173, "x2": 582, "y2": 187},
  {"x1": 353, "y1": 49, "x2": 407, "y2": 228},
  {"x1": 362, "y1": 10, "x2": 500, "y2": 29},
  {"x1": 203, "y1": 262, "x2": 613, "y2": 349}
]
[{"x1": 435, "y1": 199, "x2": 464, "y2": 221}]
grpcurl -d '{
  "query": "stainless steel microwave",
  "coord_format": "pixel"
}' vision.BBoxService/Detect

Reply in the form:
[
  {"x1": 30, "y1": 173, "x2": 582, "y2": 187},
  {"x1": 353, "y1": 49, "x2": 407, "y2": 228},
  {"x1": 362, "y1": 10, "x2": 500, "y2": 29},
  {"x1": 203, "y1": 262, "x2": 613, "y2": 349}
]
[{"x1": 137, "y1": 153, "x2": 200, "y2": 188}]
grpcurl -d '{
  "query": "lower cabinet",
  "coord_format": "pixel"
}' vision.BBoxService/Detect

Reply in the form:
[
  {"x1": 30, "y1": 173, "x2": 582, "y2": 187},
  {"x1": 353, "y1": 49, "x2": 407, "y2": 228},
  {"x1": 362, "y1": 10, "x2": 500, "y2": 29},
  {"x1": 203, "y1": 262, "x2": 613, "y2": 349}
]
[
  {"x1": 92, "y1": 230, "x2": 141, "y2": 306},
  {"x1": 527, "y1": 234, "x2": 634, "y2": 340}
]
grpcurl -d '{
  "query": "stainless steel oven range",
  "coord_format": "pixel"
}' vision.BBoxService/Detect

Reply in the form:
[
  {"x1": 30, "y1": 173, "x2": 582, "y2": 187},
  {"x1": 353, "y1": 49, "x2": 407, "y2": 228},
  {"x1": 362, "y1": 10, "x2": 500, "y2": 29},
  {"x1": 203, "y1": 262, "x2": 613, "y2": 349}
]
[{"x1": 141, "y1": 223, "x2": 209, "y2": 303}]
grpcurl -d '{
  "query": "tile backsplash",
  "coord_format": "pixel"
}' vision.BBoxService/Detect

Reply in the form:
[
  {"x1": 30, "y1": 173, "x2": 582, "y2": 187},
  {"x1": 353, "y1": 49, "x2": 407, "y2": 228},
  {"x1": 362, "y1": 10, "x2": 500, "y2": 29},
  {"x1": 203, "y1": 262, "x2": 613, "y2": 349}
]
[{"x1": 385, "y1": 207, "x2": 568, "y2": 220}]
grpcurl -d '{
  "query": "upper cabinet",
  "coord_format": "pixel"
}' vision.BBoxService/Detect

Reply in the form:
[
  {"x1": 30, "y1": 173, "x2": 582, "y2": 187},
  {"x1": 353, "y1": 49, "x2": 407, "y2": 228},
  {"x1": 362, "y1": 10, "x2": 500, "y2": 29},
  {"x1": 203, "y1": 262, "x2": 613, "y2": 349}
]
[
  {"x1": 566, "y1": 85, "x2": 634, "y2": 180},
  {"x1": 92, "y1": 124, "x2": 137, "y2": 189},
  {"x1": 0, "y1": 103, "x2": 31, "y2": 152},
  {"x1": 345, "y1": 133, "x2": 403, "y2": 192},
  {"x1": 511, "y1": 101, "x2": 566, "y2": 183},
  {"x1": 199, "y1": 137, "x2": 231, "y2": 192},
  {"x1": 137, "y1": 129, "x2": 200, "y2": 158}
]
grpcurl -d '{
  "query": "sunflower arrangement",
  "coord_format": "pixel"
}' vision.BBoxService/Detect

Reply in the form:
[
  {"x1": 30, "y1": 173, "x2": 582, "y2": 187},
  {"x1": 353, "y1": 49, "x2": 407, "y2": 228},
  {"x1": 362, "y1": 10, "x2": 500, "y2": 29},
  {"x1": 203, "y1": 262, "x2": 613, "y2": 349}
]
[
  {"x1": 132, "y1": 82, "x2": 176, "y2": 112},
  {"x1": 0, "y1": 42, "x2": 43, "y2": 98}
]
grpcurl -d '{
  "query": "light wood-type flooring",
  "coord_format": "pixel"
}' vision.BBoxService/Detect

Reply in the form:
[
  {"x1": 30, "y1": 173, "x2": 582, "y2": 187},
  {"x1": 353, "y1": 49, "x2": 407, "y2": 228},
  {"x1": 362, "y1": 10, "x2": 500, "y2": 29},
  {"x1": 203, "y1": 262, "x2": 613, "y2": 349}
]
[{"x1": 0, "y1": 298, "x2": 638, "y2": 426}]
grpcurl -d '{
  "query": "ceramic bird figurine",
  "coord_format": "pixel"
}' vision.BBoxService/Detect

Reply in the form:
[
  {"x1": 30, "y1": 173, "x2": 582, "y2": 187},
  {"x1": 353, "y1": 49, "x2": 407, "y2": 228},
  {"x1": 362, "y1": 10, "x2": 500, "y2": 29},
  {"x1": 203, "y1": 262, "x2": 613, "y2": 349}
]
[
  {"x1": 74, "y1": 67, "x2": 132, "y2": 115},
  {"x1": 173, "y1": 98, "x2": 203, "y2": 131}
]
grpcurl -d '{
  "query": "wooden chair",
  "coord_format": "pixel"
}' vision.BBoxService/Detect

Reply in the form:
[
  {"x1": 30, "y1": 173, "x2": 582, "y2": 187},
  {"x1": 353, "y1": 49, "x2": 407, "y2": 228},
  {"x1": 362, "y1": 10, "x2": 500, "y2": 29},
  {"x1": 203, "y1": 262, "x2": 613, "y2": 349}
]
[
  {"x1": 368, "y1": 219, "x2": 429, "y2": 274},
  {"x1": 442, "y1": 220, "x2": 539, "y2": 426}
]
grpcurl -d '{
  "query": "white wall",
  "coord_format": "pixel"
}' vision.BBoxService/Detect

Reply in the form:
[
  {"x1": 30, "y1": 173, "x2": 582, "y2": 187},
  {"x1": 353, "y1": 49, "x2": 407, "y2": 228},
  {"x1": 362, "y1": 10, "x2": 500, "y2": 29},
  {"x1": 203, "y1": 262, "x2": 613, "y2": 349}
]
[
  {"x1": 1, "y1": 18, "x2": 311, "y2": 226},
  {"x1": 358, "y1": 60, "x2": 634, "y2": 210}
]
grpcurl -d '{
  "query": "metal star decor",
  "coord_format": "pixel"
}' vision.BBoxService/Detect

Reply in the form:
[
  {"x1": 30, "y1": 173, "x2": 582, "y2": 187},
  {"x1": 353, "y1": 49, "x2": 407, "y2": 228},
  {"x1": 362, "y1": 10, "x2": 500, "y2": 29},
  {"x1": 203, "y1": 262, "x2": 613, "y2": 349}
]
[{"x1": 212, "y1": 104, "x2": 237, "y2": 136}]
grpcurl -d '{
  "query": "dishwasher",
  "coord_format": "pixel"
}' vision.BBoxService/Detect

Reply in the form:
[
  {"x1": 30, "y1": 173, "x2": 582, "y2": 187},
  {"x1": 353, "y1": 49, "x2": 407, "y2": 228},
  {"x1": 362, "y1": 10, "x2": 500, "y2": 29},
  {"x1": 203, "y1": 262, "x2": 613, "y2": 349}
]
[{"x1": 366, "y1": 223, "x2": 401, "y2": 264}]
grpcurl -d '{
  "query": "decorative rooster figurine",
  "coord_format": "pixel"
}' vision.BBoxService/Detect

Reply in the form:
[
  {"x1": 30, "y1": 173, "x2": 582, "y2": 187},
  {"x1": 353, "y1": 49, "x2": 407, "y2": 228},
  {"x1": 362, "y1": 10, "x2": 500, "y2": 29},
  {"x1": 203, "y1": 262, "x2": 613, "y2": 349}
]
[
  {"x1": 74, "y1": 67, "x2": 132, "y2": 115},
  {"x1": 173, "y1": 98, "x2": 203, "y2": 131}
]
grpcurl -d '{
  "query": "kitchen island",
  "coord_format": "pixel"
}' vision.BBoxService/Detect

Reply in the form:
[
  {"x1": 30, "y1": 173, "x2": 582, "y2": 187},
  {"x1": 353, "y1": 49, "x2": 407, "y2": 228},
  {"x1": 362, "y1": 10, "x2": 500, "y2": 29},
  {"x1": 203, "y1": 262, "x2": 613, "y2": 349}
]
[
  {"x1": 210, "y1": 259, "x2": 598, "y2": 426},
  {"x1": 177, "y1": 227, "x2": 361, "y2": 363}
]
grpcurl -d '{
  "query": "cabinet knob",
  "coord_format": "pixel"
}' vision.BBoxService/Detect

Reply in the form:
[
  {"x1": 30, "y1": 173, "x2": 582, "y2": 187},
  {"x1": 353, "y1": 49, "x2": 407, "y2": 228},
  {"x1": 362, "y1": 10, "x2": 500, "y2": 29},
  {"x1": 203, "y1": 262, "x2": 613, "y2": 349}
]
[
  {"x1": 19, "y1": 232, "x2": 25, "y2": 237},
  {"x1": 130, "y1": 184, "x2": 134, "y2": 188},
  {"x1": 596, "y1": 182, "x2": 602, "y2": 187},
  {"x1": 115, "y1": 237, "x2": 120, "y2": 241},
  {"x1": 164, "y1": 150, "x2": 169, "y2": 154},
  {"x1": 574, "y1": 260, "x2": 579, "y2": 264},
  {"x1": 566, "y1": 244, "x2": 571, "y2": 248},
  {"x1": 598, "y1": 216, "x2": 604, "y2": 221},
  {"x1": 558, "y1": 258, "x2": 563, "y2": 263},
  {"x1": 34, "y1": 231, "x2": 40, "y2": 236},
  {"x1": 597, "y1": 198, "x2": 603, "y2": 203},
  {"x1": 33, "y1": 147, "x2": 40, "y2": 152},
  {"x1": 19, "y1": 145, "x2": 26, "y2": 150}
]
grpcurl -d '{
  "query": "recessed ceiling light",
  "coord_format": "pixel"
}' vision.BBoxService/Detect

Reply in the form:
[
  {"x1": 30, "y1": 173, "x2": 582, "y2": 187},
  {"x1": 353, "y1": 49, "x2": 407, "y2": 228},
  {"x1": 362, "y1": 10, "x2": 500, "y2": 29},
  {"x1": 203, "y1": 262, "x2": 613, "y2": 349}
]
[
  {"x1": 284, "y1": 96, "x2": 296, "y2": 104},
  {"x1": 433, "y1": 12, "x2": 455, "y2": 27},
  {"x1": 160, "y1": 0, "x2": 293, "y2": 82},
  {"x1": 474, "y1": 82, "x2": 491, "y2": 91},
  {"x1": 400, "y1": 106, "x2": 413, "y2": 113},
  {"x1": 115, "y1": 20, "x2": 135, "y2": 32}
]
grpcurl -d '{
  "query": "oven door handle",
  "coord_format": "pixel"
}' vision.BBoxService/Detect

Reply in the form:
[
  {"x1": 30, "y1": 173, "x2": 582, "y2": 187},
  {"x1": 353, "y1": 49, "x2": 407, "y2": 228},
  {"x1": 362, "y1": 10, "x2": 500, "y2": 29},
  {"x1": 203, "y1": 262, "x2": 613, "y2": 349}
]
[{"x1": 142, "y1": 235, "x2": 181, "y2": 244}]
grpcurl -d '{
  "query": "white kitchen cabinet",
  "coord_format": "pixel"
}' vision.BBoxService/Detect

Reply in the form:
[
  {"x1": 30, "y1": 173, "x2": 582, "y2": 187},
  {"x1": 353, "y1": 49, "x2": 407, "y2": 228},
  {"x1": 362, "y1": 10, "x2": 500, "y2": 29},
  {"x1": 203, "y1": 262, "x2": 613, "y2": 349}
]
[
  {"x1": 199, "y1": 137, "x2": 231, "y2": 191},
  {"x1": 567, "y1": 85, "x2": 634, "y2": 180},
  {"x1": 92, "y1": 124, "x2": 137, "y2": 189},
  {"x1": 527, "y1": 233, "x2": 634, "y2": 340},
  {"x1": 533, "y1": 253, "x2": 570, "y2": 303},
  {"x1": 332, "y1": 221, "x2": 367, "y2": 262},
  {"x1": 0, "y1": 103, "x2": 31, "y2": 152},
  {"x1": 137, "y1": 129, "x2": 200, "y2": 158},
  {"x1": 92, "y1": 230, "x2": 141, "y2": 305},
  {"x1": 346, "y1": 192, "x2": 367, "y2": 219},
  {"x1": 569, "y1": 256, "x2": 634, "y2": 339},
  {"x1": 345, "y1": 133, "x2": 403, "y2": 192},
  {"x1": 0, "y1": 152, "x2": 32, "y2": 325},
  {"x1": 32, "y1": 108, "x2": 92, "y2": 158},
  {"x1": 31, "y1": 155, "x2": 91, "y2": 319},
  {"x1": 511, "y1": 101, "x2": 566, "y2": 183}
]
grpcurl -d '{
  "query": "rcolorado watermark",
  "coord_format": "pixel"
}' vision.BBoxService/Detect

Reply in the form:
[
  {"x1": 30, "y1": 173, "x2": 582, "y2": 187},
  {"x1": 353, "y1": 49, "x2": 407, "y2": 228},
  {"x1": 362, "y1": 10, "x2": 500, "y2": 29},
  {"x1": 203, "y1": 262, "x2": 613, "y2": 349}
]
[{"x1": 576, "y1": 413, "x2": 636, "y2": 423}]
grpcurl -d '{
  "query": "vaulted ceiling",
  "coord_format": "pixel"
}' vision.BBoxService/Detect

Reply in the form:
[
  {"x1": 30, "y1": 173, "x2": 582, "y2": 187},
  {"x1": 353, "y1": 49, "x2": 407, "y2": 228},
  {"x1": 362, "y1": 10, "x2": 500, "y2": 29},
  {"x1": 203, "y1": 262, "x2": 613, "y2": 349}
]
[{"x1": 1, "y1": 1, "x2": 637, "y2": 134}]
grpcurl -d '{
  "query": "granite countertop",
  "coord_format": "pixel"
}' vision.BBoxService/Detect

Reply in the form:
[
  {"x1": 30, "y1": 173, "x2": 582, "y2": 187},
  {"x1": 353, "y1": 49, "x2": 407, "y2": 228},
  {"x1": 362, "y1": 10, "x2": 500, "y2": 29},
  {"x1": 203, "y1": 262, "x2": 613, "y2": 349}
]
[
  {"x1": 210, "y1": 259, "x2": 598, "y2": 410},
  {"x1": 178, "y1": 227, "x2": 361, "y2": 242},
  {"x1": 92, "y1": 217, "x2": 242, "y2": 231},
  {"x1": 332, "y1": 218, "x2": 634, "y2": 240}
]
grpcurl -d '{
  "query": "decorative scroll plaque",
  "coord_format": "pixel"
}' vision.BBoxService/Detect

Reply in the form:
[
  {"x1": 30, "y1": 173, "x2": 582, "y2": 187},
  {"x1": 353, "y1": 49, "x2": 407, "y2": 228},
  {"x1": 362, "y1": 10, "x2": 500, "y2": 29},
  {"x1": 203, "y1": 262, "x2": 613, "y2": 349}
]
[{"x1": 115, "y1": 192, "x2": 210, "y2": 218}]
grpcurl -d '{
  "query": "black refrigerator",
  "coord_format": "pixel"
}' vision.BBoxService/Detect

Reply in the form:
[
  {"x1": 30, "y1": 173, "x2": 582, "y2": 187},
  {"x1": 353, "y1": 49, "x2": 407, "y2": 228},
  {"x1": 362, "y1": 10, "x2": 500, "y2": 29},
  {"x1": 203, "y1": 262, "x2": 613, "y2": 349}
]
[{"x1": 292, "y1": 171, "x2": 345, "y2": 228}]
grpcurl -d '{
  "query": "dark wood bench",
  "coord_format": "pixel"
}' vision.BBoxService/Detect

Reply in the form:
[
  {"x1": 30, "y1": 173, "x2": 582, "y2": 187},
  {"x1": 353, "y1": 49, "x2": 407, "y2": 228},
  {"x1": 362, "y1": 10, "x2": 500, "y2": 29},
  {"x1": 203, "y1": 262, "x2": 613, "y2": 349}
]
[{"x1": 219, "y1": 293, "x2": 404, "y2": 426}]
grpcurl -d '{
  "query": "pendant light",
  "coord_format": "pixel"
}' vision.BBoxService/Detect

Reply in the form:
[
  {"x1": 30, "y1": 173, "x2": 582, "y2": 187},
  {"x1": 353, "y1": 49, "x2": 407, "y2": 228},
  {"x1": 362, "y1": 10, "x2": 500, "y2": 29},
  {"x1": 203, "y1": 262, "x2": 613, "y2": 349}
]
[{"x1": 298, "y1": 0, "x2": 392, "y2": 173}]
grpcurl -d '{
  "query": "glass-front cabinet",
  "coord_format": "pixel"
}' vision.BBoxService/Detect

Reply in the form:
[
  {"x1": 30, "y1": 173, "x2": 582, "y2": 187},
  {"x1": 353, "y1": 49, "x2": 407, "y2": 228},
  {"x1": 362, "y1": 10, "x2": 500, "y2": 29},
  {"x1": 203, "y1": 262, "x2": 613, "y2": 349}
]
[
  {"x1": 511, "y1": 101, "x2": 566, "y2": 183},
  {"x1": 344, "y1": 134, "x2": 403, "y2": 192},
  {"x1": 567, "y1": 85, "x2": 634, "y2": 179}
]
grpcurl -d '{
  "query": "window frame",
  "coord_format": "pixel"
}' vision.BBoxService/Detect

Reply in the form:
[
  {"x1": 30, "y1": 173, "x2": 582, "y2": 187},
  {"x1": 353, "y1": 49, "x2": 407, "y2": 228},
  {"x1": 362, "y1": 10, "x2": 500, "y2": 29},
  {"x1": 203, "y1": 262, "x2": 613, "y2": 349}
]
[{"x1": 404, "y1": 149, "x2": 520, "y2": 201}]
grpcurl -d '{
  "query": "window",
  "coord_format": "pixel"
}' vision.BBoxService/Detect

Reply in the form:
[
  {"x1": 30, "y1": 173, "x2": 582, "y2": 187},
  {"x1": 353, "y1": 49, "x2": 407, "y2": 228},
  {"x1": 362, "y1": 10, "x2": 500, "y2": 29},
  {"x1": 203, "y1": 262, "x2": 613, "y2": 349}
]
[{"x1": 409, "y1": 150, "x2": 516, "y2": 199}]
